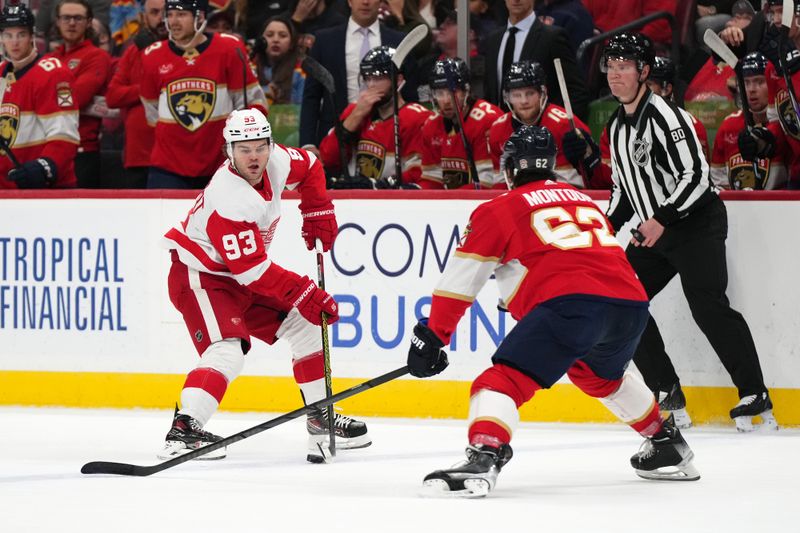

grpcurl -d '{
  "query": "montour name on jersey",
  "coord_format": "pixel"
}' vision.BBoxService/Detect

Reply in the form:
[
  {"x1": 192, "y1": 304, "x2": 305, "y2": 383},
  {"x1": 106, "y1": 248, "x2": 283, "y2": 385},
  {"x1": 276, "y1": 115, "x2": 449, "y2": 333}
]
[{"x1": 522, "y1": 185, "x2": 593, "y2": 207}]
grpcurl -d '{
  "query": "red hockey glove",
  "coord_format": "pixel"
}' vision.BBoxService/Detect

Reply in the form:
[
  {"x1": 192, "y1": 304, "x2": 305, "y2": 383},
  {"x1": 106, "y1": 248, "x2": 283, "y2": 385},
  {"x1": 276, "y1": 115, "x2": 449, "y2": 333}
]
[
  {"x1": 301, "y1": 207, "x2": 338, "y2": 252},
  {"x1": 286, "y1": 276, "x2": 339, "y2": 325}
]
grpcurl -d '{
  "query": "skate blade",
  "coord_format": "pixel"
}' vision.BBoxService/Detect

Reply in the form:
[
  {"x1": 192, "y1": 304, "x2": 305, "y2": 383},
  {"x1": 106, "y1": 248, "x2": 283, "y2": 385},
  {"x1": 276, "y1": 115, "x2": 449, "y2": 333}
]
[
  {"x1": 420, "y1": 478, "x2": 490, "y2": 499},
  {"x1": 734, "y1": 410, "x2": 780, "y2": 433},
  {"x1": 306, "y1": 439, "x2": 333, "y2": 464},
  {"x1": 157, "y1": 441, "x2": 227, "y2": 461},
  {"x1": 313, "y1": 433, "x2": 373, "y2": 450},
  {"x1": 635, "y1": 455, "x2": 700, "y2": 482}
]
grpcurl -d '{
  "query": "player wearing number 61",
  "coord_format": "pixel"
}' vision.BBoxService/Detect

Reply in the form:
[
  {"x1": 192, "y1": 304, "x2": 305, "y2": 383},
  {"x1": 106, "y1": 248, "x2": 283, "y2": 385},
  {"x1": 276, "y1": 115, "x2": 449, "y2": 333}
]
[
  {"x1": 160, "y1": 108, "x2": 370, "y2": 463},
  {"x1": 407, "y1": 125, "x2": 699, "y2": 498},
  {"x1": 0, "y1": 1, "x2": 79, "y2": 189}
]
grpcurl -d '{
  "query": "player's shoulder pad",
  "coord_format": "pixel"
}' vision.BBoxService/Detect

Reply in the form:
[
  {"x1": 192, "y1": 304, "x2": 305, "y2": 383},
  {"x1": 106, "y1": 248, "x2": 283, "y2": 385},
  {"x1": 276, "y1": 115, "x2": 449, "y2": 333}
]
[{"x1": 208, "y1": 166, "x2": 265, "y2": 219}]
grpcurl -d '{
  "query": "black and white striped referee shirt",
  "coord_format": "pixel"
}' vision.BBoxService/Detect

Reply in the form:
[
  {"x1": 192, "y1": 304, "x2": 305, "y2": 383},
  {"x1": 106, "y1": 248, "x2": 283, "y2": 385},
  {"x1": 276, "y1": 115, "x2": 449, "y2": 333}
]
[{"x1": 606, "y1": 89, "x2": 717, "y2": 231}]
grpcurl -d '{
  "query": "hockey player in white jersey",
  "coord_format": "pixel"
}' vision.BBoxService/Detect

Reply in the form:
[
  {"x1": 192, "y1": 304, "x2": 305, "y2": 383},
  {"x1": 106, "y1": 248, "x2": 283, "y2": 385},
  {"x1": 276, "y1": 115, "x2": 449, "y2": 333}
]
[{"x1": 160, "y1": 108, "x2": 370, "y2": 463}]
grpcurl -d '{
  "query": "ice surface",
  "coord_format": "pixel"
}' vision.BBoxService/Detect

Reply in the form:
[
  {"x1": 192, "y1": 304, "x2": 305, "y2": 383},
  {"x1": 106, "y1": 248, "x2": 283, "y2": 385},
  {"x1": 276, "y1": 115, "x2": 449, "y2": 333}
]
[{"x1": 1, "y1": 407, "x2": 796, "y2": 532}]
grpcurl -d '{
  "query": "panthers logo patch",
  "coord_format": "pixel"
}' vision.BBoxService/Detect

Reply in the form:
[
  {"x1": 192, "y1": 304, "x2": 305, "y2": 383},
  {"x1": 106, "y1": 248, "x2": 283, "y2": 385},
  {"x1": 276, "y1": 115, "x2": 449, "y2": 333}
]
[
  {"x1": 0, "y1": 103, "x2": 20, "y2": 153},
  {"x1": 356, "y1": 140, "x2": 385, "y2": 180},
  {"x1": 441, "y1": 157, "x2": 469, "y2": 189},
  {"x1": 729, "y1": 155, "x2": 768, "y2": 190},
  {"x1": 167, "y1": 78, "x2": 216, "y2": 131},
  {"x1": 776, "y1": 89, "x2": 800, "y2": 141}
]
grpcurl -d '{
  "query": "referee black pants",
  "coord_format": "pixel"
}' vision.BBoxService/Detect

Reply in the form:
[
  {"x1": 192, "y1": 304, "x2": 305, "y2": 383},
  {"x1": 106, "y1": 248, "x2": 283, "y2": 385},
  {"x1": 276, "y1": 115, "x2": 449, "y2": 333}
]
[{"x1": 626, "y1": 197, "x2": 767, "y2": 399}]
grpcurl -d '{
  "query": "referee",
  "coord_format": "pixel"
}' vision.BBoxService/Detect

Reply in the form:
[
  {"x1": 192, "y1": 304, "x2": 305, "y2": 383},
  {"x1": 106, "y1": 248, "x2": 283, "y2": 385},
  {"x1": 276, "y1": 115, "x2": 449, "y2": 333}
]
[{"x1": 601, "y1": 33, "x2": 777, "y2": 432}]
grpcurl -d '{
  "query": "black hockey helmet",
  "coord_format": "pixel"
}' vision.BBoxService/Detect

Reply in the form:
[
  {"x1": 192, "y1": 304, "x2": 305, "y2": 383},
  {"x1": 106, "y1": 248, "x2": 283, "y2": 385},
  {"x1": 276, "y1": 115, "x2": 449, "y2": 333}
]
[
  {"x1": 600, "y1": 32, "x2": 655, "y2": 74},
  {"x1": 649, "y1": 56, "x2": 676, "y2": 85},
  {"x1": 430, "y1": 57, "x2": 470, "y2": 90},
  {"x1": 503, "y1": 60, "x2": 547, "y2": 91},
  {"x1": 360, "y1": 46, "x2": 396, "y2": 78},
  {"x1": 741, "y1": 51, "x2": 768, "y2": 78},
  {"x1": 166, "y1": 0, "x2": 208, "y2": 15},
  {"x1": 0, "y1": 1, "x2": 35, "y2": 30},
  {"x1": 501, "y1": 125, "x2": 557, "y2": 187}
]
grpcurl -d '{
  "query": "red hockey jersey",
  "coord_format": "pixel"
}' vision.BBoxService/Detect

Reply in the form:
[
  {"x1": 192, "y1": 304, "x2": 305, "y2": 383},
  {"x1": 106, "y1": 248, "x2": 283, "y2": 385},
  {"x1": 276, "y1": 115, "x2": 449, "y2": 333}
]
[
  {"x1": 488, "y1": 104, "x2": 594, "y2": 188},
  {"x1": 710, "y1": 110, "x2": 787, "y2": 190},
  {"x1": 765, "y1": 60, "x2": 800, "y2": 176},
  {"x1": 140, "y1": 33, "x2": 267, "y2": 178},
  {"x1": 45, "y1": 39, "x2": 112, "y2": 153},
  {"x1": 164, "y1": 144, "x2": 331, "y2": 295},
  {"x1": 318, "y1": 101, "x2": 432, "y2": 185},
  {"x1": 0, "y1": 56, "x2": 79, "y2": 187},
  {"x1": 420, "y1": 99, "x2": 501, "y2": 189},
  {"x1": 427, "y1": 179, "x2": 647, "y2": 342},
  {"x1": 106, "y1": 40, "x2": 153, "y2": 168}
]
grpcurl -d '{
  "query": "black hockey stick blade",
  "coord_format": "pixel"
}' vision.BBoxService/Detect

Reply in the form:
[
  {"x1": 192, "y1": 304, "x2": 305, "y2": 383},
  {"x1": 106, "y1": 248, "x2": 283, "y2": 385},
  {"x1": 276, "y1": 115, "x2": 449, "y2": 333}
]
[
  {"x1": 81, "y1": 366, "x2": 409, "y2": 476},
  {"x1": 393, "y1": 24, "x2": 428, "y2": 69},
  {"x1": 302, "y1": 56, "x2": 336, "y2": 96}
]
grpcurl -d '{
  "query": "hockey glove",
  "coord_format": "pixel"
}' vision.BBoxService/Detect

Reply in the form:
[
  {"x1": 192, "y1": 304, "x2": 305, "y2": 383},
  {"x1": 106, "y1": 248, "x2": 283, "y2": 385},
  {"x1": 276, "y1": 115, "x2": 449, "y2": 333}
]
[
  {"x1": 301, "y1": 206, "x2": 338, "y2": 252},
  {"x1": 738, "y1": 127, "x2": 776, "y2": 162},
  {"x1": 286, "y1": 276, "x2": 339, "y2": 326},
  {"x1": 407, "y1": 319, "x2": 449, "y2": 378},
  {"x1": 330, "y1": 175, "x2": 376, "y2": 189},
  {"x1": 8, "y1": 157, "x2": 58, "y2": 189},
  {"x1": 562, "y1": 129, "x2": 600, "y2": 171},
  {"x1": 375, "y1": 175, "x2": 423, "y2": 190}
]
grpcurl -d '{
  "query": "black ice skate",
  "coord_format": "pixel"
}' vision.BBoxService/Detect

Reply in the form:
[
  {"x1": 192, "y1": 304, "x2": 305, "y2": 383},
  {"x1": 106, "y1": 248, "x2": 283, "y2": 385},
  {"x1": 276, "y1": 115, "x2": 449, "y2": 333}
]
[
  {"x1": 422, "y1": 444, "x2": 513, "y2": 498},
  {"x1": 157, "y1": 410, "x2": 226, "y2": 461},
  {"x1": 306, "y1": 408, "x2": 371, "y2": 463},
  {"x1": 630, "y1": 414, "x2": 700, "y2": 481},
  {"x1": 730, "y1": 392, "x2": 779, "y2": 432},
  {"x1": 657, "y1": 383, "x2": 692, "y2": 429}
]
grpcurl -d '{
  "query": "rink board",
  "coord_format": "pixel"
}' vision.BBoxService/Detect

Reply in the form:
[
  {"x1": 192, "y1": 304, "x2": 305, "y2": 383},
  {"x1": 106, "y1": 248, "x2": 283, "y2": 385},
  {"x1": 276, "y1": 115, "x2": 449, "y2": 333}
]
[{"x1": 0, "y1": 190, "x2": 798, "y2": 426}]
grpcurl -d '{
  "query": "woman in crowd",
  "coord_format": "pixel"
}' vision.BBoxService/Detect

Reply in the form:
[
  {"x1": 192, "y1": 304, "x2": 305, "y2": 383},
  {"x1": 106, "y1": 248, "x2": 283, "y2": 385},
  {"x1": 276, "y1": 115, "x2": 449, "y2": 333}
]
[{"x1": 253, "y1": 15, "x2": 306, "y2": 106}]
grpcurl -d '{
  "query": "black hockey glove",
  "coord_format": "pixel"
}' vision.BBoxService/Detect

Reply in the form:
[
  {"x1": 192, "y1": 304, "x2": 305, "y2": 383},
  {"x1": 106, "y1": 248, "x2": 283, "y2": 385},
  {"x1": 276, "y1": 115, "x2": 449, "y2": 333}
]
[
  {"x1": 738, "y1": 127, "x2": 776, "y2": 162},
  {"x1": 374, "y1": 175, "x2": 401, "y2": 189},
  {"x1": 8, "y1": 157, "x2": 57, "y2": 189},
  {"x1": 330, "y1": 175, "x2": 376, "y2": 189},
  {"x1": 562, "y1": 129, "x2": 600, "y2": 171},
  {"x1": 407, "y1": 319, "x2": 449, "y2": 378}
]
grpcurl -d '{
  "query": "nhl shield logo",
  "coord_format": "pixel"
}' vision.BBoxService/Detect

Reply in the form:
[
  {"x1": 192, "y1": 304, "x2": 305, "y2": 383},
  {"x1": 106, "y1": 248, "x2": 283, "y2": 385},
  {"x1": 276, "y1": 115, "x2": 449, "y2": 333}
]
[
  {"x1": 0, "y1": 103, "x2": 19, "y2": 153},
  {"x1": 167, "y1": 78, "x2": 216, "y2": 131},
  {"x1": 356, "y1": 140, "x2": 385, "y2": 180},
  {"x1": 632, "y1": 138, "x2": 650, "y2": 167}
]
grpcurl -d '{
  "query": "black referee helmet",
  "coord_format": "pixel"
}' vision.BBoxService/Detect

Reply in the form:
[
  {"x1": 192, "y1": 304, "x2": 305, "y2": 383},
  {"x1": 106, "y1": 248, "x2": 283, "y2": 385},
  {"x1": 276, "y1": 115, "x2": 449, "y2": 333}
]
[
  {"x1": 501, "y1": 125, "x2": 557, "y2": 188},
  {"x1": 600, "y1": 32, "x2": 655, "y2": 76}
]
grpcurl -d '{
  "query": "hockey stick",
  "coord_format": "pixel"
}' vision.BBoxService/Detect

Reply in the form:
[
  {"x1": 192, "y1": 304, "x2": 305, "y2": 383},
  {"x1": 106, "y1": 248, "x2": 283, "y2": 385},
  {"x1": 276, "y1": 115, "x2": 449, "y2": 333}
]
[
  {"x1": 778, "y1": 0, "x2": 800, "y2": 123},
  {"x1": 391, "y1": 24, "x2": 429, "y2": 181},
  {"x1": 81, "y1": 366, "x2": 409, "y2": 476},
  {"x1": 703, "y1": 29, "x2": 763, "y2": 187},
  {"x1": 315, "y1": 238, "x2": 336, "y2": 459},
  {"x1": 235, "y1": 47, "x2": 249, "y2": 109},
  {"x1": 302, "y1": 56, "x2": 350, "y2": 182},
  {"x1": 0, "y1": 133, "x2": 22, "y2": 169},
  {"x1": 443, "y1": 61, "x2": 481, "y2": 189},
  {"x1": 554, "y1": 58, "x2": 589, "y2": 189}
]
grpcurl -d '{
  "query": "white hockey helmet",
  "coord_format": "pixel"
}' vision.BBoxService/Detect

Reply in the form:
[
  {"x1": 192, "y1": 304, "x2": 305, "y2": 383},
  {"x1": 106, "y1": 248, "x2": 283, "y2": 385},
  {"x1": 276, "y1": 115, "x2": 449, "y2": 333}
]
[{"x1": 223, "y1": 108, "x2": 272, "y2": 162}]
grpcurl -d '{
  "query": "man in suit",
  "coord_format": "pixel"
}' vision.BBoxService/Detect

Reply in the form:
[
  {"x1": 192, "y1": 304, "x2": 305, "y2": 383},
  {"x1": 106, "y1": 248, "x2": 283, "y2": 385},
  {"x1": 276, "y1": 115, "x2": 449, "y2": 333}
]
[
  {"x1": 484, "y1": 0, "x2": 589, "y2": 121},
  {"x1": 300, "y1": 0, "x2": 407, "y2": 150}
]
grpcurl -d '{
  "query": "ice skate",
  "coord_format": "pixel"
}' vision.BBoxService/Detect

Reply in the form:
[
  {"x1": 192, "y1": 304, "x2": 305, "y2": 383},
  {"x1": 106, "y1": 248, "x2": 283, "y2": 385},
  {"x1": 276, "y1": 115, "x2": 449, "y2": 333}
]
[
  {"x1": 157, "y1": 410, "x2": 226, "y2": 460},
  {"x1": 421, "y1": 444, "x2": 513, "y2": 498},
  {"x1": 657, "y1": 383, "x2": 692, "y2": 429},
  {"x1": 306, "y1": 408, "x2": 371, "y2": 463},
  {"x1": 730, "y1": 392, "x2": 779, "y2": 432},
  {"x1": 631, "y1": 414, "x2": 700, "y2": 481}
]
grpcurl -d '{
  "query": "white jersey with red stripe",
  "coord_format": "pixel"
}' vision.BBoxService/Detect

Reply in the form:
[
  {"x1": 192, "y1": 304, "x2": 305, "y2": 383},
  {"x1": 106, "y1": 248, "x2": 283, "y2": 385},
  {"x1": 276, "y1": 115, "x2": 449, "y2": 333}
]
[{"x1": 164, "y1": 143, "x2": 331, "y2": 295}]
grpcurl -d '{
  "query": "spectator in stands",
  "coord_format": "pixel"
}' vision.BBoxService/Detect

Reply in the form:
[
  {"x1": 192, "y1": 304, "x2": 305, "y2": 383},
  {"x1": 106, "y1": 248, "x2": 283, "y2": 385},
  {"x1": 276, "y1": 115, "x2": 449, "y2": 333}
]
[
  {"x1": 535, "y1": 0, "x2": 593, "y2": 55},
  {"x1": 582, "y1": 0, "x2": 675, "y2": 49},
  {"x1": 287, "y1": 0, "x2": 347, "y2": 42},
  {"x1": 695, "y1": 1, "x2": 735, "y2": 44},
  {"x1": 253, "y1": 15, "x2": 306, "y2": 105},
  {"x1": 0, "y1": 1, "x2": 79, "y2": 189},
  {"x1": 417, "y1": 9, "x2": 482, "y2": 99},
  {"x1": 489, "y1": 60, "x2": 605, "y2": 189},
  {"x1": 483, "y1": 0, "x2": 589, "y2": 120},
  {"x1": 46, "y1": 0, "x2": 113, "y2": 188},
  {"x1": 106, "y1": 0, "x2": 167, "y2": 188},
  {"x1": 139, "y1": 0, "x2": 267, "y2": 188},
  {"x1": 242, "y1": 0, "x2": 293, "y2": 40},
  {"x1": 420, "y1": 57, "x2": 502, "y2": 188},
  {"x1": 469, "y1": 0, "x2": 503, "y2": 54},
  {"x1": 299, "y1": 0, "x2": 406, "y2": 151},
  {"x1": 320, "y1": 45, "x2": 433, "y2": 188},
  {"x1": 206, "y1": 5, "x2": 236, "y2": 33},
  {"x1": 378, "y1": 0, "x2": 433, "y2": 55},
  {"x1": 711, "y1": 52, "x2": 789, "y2": 190}
]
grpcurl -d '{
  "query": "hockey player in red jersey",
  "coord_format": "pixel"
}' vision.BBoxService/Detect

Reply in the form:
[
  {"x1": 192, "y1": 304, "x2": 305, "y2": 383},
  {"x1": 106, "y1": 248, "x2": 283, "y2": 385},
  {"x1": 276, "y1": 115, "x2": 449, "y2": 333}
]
[
  {"x1": 407, "y1": 126, "x2": 699, "y2": 497},
  {"x1": 140, "y1": 0, "x2": 266, "y2": 188},
  {"x1": 712, "y1": 52, "x2": 788, "y2": 190},
  {"x1": 319, "y1": 45, "x2": 432, "y2": 189},
  {"x1": 0, "y1": 2, "x2": 79, "y2": 188},
  {"x1": 487, "y1": 60, "x2": 602, "y2": 189},
  {"x1": 420, "y1": 58, "x2": 501, "y2": 189},
  {"x1": 161, "y1": 108, "x2": 369, "y2": 464}
]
